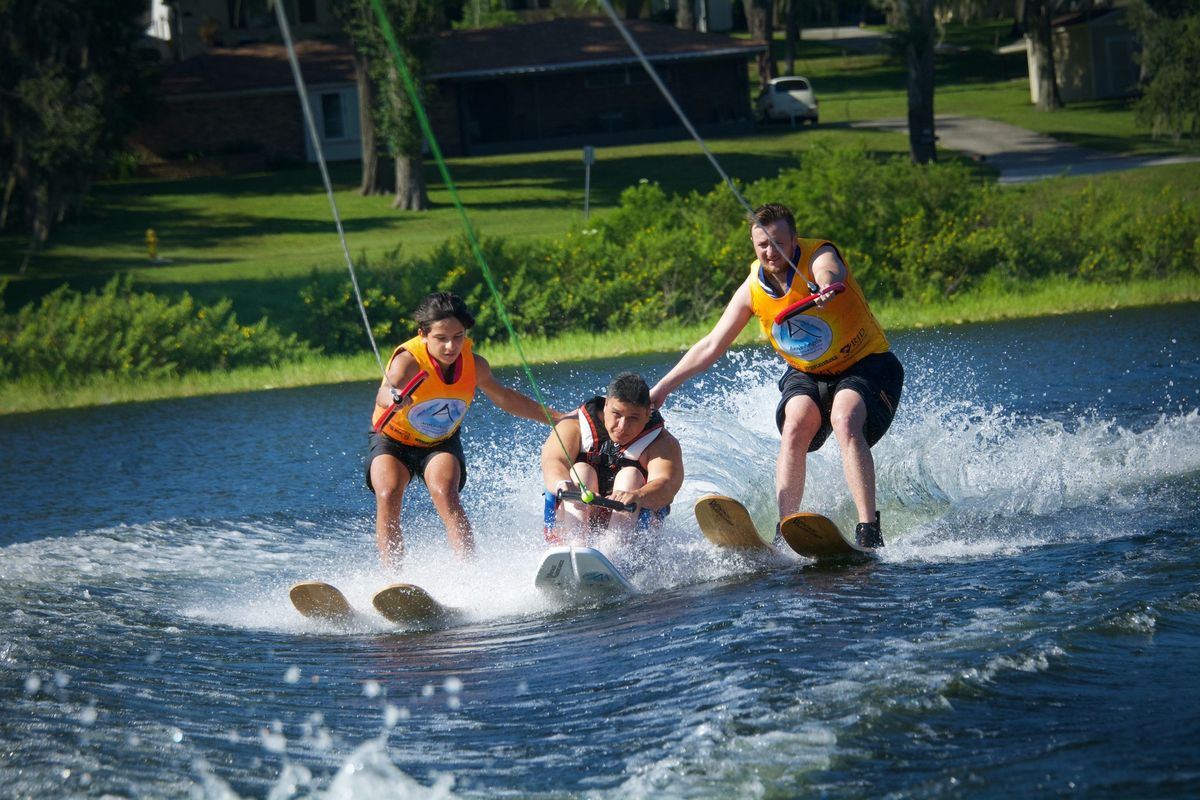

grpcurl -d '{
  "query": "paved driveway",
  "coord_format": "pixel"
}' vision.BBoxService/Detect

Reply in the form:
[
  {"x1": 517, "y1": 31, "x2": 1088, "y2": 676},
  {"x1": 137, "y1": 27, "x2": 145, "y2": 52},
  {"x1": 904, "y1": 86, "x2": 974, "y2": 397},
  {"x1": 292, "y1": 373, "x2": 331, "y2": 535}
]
[
  {"x1": 850, "y1": 115, "x2": 1199, "y2": 183},
  {"x1": 799, "y1": 25, "x2": 890, "y2": 54}
]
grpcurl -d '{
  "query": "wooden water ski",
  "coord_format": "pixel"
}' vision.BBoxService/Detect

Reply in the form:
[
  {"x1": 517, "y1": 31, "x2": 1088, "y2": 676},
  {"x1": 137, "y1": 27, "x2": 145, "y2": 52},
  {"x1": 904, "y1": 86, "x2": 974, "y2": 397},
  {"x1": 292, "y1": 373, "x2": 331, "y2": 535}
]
[
  {"x1": 371, "y1": 583, "x2": 456, "y2": 624},
  {"x1": 778, "y1": 512, "x2": 875, "y2": 559},
  {"x1": 289, "y1": 581, "x2": 355, "y2": 621},
  {"x1": 693, "y1": 495, "x2": 771, "y2": 550}
]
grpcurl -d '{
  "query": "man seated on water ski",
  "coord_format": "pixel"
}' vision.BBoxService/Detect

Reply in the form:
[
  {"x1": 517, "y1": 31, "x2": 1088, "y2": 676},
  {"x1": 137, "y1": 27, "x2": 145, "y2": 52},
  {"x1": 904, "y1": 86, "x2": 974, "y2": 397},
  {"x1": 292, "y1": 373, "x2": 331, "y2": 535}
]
[
  {"x1": 369, "y1": 291, "x2": 563, "y2": 568},
  {"x1": 541, "y1": 371, "x2": 684, "y2": 545},
  {"x1": 649, "y1": 202, "x2": 903, "y2": 548}
]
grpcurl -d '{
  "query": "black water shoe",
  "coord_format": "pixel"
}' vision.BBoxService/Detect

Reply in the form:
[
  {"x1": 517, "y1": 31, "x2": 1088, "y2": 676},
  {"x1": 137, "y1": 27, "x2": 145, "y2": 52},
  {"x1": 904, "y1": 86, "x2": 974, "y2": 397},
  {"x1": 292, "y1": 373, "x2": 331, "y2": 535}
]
[{"x1": 855, "y1": 512, "x2": 885, "y2": 548}]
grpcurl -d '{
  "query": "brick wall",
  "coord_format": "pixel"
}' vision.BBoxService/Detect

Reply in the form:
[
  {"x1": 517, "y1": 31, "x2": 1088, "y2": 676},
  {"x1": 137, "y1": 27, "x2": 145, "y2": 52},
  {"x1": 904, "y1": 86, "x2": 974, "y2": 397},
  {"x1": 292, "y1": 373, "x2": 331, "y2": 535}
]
[{"x1": 132, "y1": 92, "x2": 306, "y2": 164}]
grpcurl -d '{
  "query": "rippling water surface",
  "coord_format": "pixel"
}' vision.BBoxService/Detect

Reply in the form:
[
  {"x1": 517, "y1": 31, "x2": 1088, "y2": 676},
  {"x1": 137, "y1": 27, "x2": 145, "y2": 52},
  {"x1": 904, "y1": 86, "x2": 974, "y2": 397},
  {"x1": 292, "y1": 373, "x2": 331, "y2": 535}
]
[{"x1": 2, "y1": 304, "x2": 1198, "y2": 798}]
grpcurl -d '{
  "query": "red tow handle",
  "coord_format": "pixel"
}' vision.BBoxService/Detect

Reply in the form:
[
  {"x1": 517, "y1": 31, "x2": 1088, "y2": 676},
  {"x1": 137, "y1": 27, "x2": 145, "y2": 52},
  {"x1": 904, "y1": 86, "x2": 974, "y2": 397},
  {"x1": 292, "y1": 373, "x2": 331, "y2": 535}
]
[
  {"x1": 774, "y1": 281, "x2": 846, "y2": 324},
  {"x1": 372, "y1": 370, "x2": 429, "y2": 433}
]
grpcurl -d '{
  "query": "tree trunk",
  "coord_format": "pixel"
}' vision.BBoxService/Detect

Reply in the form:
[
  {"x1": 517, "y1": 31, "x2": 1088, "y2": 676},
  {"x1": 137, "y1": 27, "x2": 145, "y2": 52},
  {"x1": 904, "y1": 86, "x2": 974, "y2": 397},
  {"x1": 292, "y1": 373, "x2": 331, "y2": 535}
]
[
  {"x1": 355, "y1": 51, "x2": 384, "y2": 195},
  {"x1": 1027, "y1": 0, "x2": 1063, "y2": 110},
  {"x1": 391, "y1": 153, "x2": 427, "y2": 210},
  {"x1": 676, "y1": 0, "x2": 694, "y2": 31},
  {"x1": 743, "y1": 0, "x2": 776, "y2": 88},
  {"x1": 0, "y1": 169, "x2": 16, "y2": 231},
  {"x1": 784, "y1": 0, "x2": 801, "y2": 75},
  {"x1": 903, "y1": 0, "x2": 937, "y2": 164},
  {"x1": 19, "y1": 176, "x2": 51, "y2": 275}
]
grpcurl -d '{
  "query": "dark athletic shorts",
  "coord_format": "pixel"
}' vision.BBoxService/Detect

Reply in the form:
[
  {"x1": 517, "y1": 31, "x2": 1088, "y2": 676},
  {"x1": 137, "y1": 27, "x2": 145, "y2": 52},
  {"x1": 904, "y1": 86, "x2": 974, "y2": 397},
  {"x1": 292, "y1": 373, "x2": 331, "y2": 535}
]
[
  {"x1": 365, "y1": 429, "x2": 467, "y2": 492},
  {"x1": 775, "y1": 351, "x2": 904, "y2": 453}
]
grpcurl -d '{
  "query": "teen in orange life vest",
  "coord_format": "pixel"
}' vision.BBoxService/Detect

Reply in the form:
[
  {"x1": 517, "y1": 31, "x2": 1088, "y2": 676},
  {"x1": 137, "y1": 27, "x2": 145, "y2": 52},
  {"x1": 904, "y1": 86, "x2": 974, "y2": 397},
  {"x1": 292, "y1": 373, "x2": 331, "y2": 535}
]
[
  {"x1": 649, "y1": 203, "x2": 904, "y2": 548},
  {"x1": 367, "y1": 292, "x2": 563, "y2": 568}
]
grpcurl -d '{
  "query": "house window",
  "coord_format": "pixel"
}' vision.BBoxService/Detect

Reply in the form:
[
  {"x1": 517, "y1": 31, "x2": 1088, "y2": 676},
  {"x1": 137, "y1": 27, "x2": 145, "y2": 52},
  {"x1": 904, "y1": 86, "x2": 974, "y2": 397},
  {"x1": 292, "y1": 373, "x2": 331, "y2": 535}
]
[{"x1": 322, "y1": 93, "x2": 345, "y2": 139}]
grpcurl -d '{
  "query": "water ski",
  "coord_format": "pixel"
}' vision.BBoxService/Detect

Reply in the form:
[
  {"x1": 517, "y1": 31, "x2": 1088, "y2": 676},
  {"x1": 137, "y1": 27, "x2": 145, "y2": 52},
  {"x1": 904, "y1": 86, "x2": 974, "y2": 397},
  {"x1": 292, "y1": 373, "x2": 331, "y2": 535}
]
[
  {"x1": 534, "y1": 546, "x2": 634, "y2": 601},
  {"x1": 693, "y1": 495, "x2": 771, "y2": 550},
  {"x1": 778, "y1": 512, "x2": 875, "y2": 560},
  {"x1": 371, "y1": 583, "x2": 456, "y2": 624},
  {"x1": 289, "y1": 581, "x2": 354, "y2": 621}
]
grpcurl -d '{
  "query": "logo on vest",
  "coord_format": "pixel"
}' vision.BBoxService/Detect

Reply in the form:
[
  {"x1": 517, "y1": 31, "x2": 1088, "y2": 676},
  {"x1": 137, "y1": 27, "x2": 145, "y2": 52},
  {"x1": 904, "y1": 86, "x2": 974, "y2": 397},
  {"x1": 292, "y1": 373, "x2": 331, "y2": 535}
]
[
  {"x1": 408, "y1": 398, "x2": 467, "y2": 439},
  {"x1": 772, "y1": 314, "x2": 832, "y2": 361}
]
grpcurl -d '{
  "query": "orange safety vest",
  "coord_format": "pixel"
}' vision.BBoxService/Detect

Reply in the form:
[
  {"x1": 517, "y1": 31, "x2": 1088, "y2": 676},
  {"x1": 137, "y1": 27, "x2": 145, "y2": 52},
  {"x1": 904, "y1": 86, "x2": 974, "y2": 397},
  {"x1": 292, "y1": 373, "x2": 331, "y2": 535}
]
[
  {"x1": 371, "y1": 334, "x2": 477, "y2": 446},
  {"x1": 747, "y1": 238, "x2": 889, "y2": 376}
]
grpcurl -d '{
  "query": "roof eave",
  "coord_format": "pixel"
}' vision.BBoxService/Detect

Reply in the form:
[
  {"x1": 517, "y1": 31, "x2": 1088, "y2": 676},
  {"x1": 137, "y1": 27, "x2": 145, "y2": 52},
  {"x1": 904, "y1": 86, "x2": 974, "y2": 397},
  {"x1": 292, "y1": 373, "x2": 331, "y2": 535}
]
[{"x1": 427, "y1": 46, "x2": 764, "y2": 81}]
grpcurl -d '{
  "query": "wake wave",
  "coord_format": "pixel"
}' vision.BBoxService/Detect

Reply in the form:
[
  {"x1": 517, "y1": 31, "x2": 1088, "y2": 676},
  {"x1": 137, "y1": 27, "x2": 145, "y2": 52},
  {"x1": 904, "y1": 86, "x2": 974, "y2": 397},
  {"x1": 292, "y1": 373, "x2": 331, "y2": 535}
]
[{"x1": 659, "y1": 348, "x2": 1200, "y2": 553}]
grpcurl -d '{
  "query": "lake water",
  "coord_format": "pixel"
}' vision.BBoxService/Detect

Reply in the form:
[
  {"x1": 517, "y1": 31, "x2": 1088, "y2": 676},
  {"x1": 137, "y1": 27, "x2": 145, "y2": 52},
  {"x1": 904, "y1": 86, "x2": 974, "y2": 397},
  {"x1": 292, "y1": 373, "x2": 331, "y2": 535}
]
[{"x1": 2, "y1": 304, "x2": 1198, "y2": 798}]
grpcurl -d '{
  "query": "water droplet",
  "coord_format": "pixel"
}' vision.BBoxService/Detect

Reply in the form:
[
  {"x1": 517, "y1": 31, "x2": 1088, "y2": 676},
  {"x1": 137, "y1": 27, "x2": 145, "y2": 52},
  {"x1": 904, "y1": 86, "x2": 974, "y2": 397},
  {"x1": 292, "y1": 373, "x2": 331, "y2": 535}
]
[
  {"x1": 447, "y1": 696, "x2": 461, "y2": 710},
  {"x1": 170, "y1": 727, "x2": 184, "y2": 743},
  {"x1": 24, "y1": 674, "x2": 41, "y2": 694},
  {"x1": 260, "y1": 728, "x2": 287, "y2": 754},
  {"x1": 384, "y1": 704, "x2": 405, "y2": 728},
  {"x1": 78, "y1": 705, "x2": 98, "y2": 726},
  {"x1": 363, "y1": 680, "x2": 381, "y2": 698},
  {"x1": 284, "y1": 666, "x2": 301, "y2": 684},
  {"x1": 443, "y1": 676, "x2": 463, "y2": 694}
]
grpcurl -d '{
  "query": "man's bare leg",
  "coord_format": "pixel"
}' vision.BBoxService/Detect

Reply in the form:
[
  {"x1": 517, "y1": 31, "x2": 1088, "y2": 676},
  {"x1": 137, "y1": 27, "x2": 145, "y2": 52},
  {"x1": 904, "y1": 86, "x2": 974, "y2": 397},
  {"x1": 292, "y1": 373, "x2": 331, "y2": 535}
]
[{"x1": 776, "y1": 394, "x2": 822, "y2": 519}]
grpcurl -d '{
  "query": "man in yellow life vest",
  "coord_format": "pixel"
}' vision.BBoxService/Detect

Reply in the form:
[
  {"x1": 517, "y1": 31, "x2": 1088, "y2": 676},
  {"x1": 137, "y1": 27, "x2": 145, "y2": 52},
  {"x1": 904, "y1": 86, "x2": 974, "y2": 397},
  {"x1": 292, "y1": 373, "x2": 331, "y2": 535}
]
[
  {"x1": 649, "y1": 203, "x2": 904, "y2": 547},
  {"x1": 541, "y1": 371, "x2": 685, "y2": 546},
  {"x1": 369, "y1": 292, "x2": 563, "y2": 568}
]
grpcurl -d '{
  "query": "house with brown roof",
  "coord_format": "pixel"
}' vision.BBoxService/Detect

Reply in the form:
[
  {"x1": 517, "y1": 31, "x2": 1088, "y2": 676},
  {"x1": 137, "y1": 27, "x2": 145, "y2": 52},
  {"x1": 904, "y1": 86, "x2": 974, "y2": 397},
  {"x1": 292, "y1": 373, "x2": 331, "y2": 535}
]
[
  {"x1": 133, "y1": 16, "x2": 764, "y2": 172},
  {"x1": 1024, "y1": 6, "x2": 1139, "y2": 105}
]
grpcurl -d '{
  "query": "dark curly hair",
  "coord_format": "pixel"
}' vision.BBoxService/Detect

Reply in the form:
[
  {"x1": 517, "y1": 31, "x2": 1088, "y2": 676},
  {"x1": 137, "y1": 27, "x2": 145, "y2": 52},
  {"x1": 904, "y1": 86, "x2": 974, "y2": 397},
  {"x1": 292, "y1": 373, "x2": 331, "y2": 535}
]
[{"x1": 413, "y1": 292, "x2": 475, "y2": 333}]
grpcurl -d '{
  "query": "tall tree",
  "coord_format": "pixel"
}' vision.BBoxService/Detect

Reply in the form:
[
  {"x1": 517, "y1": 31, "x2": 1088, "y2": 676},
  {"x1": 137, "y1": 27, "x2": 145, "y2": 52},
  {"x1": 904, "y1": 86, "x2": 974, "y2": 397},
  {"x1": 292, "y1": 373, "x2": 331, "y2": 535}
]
[
  {"x1": 743, "y1": 0, "x2": 777, "y2": 88},
  {"x1": 0, "y1": 0, "x2": 157, "y2": 272},
  {"x1": 1024, "y1": 0, "x2": 1064, "y2": 109},
  {"x1": 330, "y1": 0, "x2": 389, "y2": 195},
  {"x1": 331, "y1": 0, "x2": 441, "y2": 211},
  {"x1": 879, "y1": 0, "x2": 938, "y2": 163},
  {"x1": 1131, "y1": 0, "x2": 1200, "y2": 141},
  {"x1": 676, "y1": 0, "x2": 695, "y2": 31},
  {"x1": 376, "y1": 0, "x2": 441, "y2": 211},
  {"x1": 783, "y1": 0, "x2": 802, "y2": 76},
  {"x1": 901, "y1": 0, "x2": 937, "y2": 162}
]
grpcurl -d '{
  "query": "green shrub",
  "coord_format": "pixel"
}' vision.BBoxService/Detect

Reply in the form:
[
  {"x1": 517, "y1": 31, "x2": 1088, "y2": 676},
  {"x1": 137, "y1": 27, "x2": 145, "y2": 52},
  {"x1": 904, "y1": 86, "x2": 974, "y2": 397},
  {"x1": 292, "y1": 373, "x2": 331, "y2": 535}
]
[
  {"x1": 0, "y1": 276, "x2": 311, "y2": 383},
  {"x1": 296, "y1": 146, "x2": 1197, "y2": 352}
]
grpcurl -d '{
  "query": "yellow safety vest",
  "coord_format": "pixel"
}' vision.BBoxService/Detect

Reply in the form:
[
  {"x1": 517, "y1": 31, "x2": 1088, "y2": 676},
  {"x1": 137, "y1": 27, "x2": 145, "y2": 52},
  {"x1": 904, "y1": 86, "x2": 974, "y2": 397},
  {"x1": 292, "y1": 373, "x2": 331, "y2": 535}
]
[
  {"x1": 747, "y1": 238, "x2": 889, "y2": 376},
  {"x1": 372, "y1": 334, "x2": 477, "y2": 446}
]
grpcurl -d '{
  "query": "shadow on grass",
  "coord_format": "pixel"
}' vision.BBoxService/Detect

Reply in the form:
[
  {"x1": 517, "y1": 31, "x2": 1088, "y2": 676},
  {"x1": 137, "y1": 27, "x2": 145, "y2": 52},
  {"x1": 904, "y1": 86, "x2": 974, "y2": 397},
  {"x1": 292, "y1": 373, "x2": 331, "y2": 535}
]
[{"x1": 97, "y1": 162, "x2": 355, "y2": 200}]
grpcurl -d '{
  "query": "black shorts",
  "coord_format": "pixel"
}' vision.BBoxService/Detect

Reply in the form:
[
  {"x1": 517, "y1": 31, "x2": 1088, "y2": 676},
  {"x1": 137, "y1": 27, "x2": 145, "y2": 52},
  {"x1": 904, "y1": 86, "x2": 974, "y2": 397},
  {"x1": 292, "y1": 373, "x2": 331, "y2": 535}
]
[
  {"x1": 775, "y1": 351, "x2": 904, "y2": 453},
  {"x1": 365, "y1": 430, "x2": 467, "y2": 492}
]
